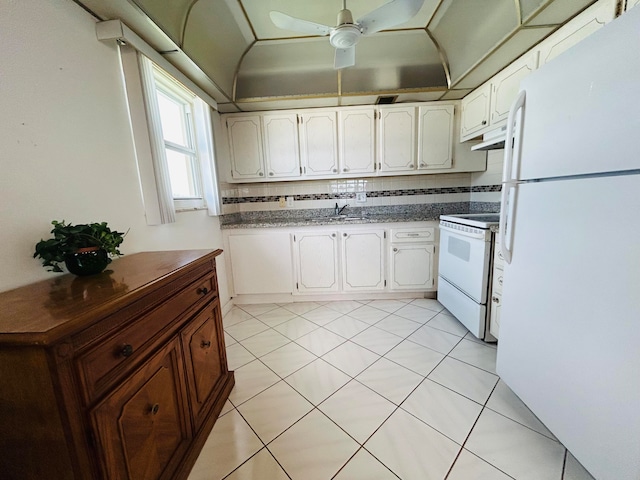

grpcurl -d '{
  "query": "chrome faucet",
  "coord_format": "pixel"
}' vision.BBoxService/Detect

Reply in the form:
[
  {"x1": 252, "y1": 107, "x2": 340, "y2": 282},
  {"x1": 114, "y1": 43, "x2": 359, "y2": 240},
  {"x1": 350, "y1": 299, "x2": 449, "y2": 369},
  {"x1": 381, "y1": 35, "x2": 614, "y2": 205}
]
[{"x1": 337, "y1": 203, "x2": 349, "y2": 215}]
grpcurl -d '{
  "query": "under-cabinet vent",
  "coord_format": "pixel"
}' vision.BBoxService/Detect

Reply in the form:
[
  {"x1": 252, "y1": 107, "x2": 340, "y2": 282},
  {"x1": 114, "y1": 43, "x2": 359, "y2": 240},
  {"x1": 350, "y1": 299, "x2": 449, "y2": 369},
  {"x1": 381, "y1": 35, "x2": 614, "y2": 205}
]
[{"x1": 375, "y1": 95, "x2": 398, "y2": 105}]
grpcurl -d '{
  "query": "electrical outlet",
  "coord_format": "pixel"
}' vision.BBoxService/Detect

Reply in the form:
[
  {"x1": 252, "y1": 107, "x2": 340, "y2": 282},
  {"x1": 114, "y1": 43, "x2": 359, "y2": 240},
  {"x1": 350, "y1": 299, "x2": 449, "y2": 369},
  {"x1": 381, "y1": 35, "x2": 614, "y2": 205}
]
[
  {"x1": 286, "y1": 196, "x2": 294, "y2": 208},
  {"x1": 356, "y1": 192, "x2": 367, "y2": 203},
  {"x1": 279, "y1": 197, "x2": 286, "y2": 208}
]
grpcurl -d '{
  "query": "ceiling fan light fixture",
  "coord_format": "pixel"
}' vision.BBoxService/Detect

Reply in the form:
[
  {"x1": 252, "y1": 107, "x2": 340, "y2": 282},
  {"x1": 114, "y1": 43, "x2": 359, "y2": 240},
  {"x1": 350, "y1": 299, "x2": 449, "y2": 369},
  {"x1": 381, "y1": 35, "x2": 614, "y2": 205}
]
[{"x1": 330, "y1": 24, "x2": 361, "y2": 49}]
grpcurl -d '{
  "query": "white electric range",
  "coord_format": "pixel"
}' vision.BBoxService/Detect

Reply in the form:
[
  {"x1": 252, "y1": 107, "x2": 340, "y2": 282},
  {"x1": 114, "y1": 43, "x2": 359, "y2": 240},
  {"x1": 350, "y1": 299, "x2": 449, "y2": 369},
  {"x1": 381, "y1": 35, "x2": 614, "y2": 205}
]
[{"x1": 438, "y1": 213, "x2": 500, "y2": 341}]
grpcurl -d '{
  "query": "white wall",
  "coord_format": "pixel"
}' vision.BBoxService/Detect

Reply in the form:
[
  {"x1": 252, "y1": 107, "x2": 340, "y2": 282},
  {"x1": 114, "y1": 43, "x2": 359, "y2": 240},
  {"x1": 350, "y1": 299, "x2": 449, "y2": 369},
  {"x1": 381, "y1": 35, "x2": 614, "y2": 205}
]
[{"x1": 0, "y1": 0, "x2": 229, "y2": 304}]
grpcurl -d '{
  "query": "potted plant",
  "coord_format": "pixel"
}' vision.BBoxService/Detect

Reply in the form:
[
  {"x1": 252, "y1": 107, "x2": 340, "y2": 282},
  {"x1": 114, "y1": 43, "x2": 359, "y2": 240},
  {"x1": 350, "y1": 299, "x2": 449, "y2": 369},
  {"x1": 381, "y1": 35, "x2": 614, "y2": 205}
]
[{"x1": 33, "y1": 220, "x2": 126, "y2": 275}]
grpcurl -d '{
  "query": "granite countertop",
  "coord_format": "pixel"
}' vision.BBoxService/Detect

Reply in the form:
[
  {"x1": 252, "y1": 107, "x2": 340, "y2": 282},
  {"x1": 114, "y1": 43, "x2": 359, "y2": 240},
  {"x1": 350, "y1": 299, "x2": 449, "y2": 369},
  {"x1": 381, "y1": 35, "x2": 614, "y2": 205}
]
[{"x1": 220, "y1": 203, "x2": 500, "y2": 229}]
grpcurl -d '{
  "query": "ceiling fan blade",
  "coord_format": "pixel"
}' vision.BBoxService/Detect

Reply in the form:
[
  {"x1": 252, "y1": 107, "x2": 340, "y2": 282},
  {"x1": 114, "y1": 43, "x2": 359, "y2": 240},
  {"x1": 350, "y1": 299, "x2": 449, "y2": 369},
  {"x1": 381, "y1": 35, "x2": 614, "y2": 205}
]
[
  {"x1": 357, "y1": 0, "x2": 425, "y2": 35},
  {"x1": 270, "y1": 11, "x2": 332, "y2": 36},
  {"x1": 334, "y1": 46, "x2": 356, "y2": 69}
]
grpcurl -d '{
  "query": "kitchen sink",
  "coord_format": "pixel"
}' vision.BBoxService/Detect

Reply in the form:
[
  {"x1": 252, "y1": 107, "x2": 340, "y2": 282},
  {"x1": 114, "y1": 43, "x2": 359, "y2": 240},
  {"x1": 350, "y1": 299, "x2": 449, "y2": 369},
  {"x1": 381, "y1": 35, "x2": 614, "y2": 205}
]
[{"x1": 309, "y1": 215, "x2": 368, "y2": 222}]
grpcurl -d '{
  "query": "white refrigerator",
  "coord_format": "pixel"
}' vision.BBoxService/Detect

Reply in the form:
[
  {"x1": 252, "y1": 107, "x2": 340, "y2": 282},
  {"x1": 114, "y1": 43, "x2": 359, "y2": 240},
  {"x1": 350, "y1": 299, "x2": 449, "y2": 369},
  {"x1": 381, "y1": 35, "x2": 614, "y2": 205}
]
[{"x1": 497, "y1": 6, "x2": 640, "y2": 480}]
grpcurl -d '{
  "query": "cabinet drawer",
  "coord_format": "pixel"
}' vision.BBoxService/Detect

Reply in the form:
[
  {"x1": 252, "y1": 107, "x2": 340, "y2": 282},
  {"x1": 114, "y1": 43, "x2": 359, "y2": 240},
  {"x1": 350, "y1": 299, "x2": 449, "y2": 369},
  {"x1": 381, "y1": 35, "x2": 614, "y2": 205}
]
[
  {"x1": 78, "y1": 276, "x2": 215, "y2": 403},
  {"x1": 390, "y1": 227, "x2": 435, "y2": 243}
]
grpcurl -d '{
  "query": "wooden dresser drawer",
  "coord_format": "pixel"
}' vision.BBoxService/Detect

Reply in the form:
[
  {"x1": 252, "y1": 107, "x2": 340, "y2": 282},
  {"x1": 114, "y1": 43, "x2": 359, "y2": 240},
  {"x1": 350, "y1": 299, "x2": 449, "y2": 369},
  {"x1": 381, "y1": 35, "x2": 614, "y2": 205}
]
[{"x1": 78, "y1": 275, "x2": 215, "y2": 403}]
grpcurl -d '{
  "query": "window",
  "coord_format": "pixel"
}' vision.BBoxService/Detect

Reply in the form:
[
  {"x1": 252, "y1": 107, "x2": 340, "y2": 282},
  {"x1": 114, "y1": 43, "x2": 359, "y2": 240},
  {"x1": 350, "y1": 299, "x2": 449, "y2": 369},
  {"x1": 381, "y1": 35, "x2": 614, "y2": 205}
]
[{"x1": 153, "y1": 67, "x2": 204, "y2": 210}]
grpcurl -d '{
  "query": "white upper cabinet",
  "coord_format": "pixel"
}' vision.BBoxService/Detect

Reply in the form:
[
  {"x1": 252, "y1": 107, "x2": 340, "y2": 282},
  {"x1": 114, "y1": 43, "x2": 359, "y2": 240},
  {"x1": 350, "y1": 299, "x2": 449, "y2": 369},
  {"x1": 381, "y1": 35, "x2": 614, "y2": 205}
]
[
  {"x1": 338, "y1": 108, "x2": 376, "y2": 175},
  {"x1": 226, "y1": 115, "x2": 265, "y2": 179},
  {"x1": 460, "y1": 84, "x2": 491, "y2": 141},
  {"x1": 262, "y1": 113, "x2": 301, "y2": 179},
  {"x1": 418, "y1": 105, "x2": 454, "y2": 170},
  {"x1": 537, "y1": 0, "x2": 616, "y2": 66},
  {"x1": 377, "y1": 107, "x2": 416, "y2": 172},
  {"x1": 489, "y1": 52, "x2": 539, "y2": 125},
  {"x1": 299, "y1": 111, "x2": 338, "y2": 177}
]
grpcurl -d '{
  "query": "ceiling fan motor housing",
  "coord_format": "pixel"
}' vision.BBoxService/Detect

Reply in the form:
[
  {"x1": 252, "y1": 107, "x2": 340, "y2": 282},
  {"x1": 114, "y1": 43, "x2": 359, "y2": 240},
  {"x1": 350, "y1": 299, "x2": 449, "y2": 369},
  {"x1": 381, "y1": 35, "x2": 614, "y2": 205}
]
[{"x1": 330, "y1": 9, "x2": 361, "y2": 49}]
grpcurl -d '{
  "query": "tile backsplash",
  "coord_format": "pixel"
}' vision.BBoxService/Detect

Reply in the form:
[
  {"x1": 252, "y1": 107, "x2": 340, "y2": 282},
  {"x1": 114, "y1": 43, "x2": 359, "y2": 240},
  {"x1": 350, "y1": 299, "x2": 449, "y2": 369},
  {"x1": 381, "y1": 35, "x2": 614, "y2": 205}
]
[{"x1": 221, "y1": 168, "x2": 502, "y2": 216}]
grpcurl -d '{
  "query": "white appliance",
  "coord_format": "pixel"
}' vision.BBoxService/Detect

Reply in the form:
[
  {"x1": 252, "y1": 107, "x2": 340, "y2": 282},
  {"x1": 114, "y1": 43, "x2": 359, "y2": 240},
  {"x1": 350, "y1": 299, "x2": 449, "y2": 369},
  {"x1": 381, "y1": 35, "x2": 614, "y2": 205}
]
[
  {"x1": 438, "y1": 213, "x2": 500, "y2": 340},
  {"x1": 497, "y1": 7, "x2": 640, "y2": 480}
]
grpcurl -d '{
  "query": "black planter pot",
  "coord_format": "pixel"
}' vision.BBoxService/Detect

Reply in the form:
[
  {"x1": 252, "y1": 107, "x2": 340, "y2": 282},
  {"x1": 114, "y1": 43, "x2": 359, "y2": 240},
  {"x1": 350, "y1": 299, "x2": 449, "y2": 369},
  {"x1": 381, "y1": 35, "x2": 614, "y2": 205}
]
[{"x1": 64, "y1": 247, "x2": 109, "y2": 276}]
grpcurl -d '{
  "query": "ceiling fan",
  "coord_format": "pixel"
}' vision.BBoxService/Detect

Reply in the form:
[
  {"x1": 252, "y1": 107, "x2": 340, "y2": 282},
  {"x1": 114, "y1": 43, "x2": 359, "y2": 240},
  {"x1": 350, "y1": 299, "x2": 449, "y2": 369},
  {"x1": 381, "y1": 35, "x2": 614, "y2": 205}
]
[{"x1": 269, "y1": 0, "x2": 425, "y2": 70}]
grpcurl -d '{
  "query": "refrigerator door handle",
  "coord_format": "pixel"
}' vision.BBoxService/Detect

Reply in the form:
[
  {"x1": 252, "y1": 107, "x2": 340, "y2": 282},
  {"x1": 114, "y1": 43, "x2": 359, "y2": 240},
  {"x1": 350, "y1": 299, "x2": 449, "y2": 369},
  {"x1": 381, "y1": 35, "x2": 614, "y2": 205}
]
[
  {"x1": 502, "y1": 90, "x2": 526, "y2": 184},
  {"x1": 500, "y1": 183, "x2": 517, "y2": 264}
]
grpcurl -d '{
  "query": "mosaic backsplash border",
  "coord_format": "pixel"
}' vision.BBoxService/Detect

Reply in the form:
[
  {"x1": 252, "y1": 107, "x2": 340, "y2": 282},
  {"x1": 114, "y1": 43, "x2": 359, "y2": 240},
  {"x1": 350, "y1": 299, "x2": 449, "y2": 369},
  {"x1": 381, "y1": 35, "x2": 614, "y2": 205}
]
[{"x1": 222, "y1": 185, "x2": 502, "y2": 205}]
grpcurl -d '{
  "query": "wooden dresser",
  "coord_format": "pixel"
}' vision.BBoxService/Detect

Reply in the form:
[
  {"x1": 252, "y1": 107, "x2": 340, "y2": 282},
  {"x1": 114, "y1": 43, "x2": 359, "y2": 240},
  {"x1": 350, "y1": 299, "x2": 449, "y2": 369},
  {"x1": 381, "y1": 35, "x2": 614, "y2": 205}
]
[{"x1": 0, "y1": 250, "x2": 234, "y2": 480}]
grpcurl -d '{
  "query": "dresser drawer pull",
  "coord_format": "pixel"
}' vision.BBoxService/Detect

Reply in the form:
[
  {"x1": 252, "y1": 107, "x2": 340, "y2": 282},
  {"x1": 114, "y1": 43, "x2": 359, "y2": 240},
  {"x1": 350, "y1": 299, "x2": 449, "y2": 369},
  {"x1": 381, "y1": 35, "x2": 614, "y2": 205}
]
[
  {"x1": 197, "y1": 287, "x2": 209, "y2": 295},
  {"x1": 120, "y1": 344, "x2": 134, "y2": 358},
  {"x1": 201, "y1": 340, "x2": 212, "y2": 348},
  {"x1": 150, "y1": 403, "x2": 160, "y2": 415}
]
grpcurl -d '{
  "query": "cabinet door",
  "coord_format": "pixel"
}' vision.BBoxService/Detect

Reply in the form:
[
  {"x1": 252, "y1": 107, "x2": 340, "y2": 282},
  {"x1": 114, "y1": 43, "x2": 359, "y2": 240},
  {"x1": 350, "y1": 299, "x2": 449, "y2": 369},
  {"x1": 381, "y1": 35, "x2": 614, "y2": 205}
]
[
  {"x1": 228, "y1": 232, "x2": 293, "y2": 294},
  {"x1": 341, "y1": 230, "x2": 385, "y2": 291},
  {"x1": 91, "y1": 338, "x2": 190, "y2": 480},
  {"x1": 489, "y1": 52, "x2": 538, "y2": 125},
  {"x1": 389, "y1": 244, "x2": 435, "y2": 290},
  {"x1": 338, "y1": 109, "x2": 376, "y2": 175},
  {"x1": 295, "y1": 232, "x2": 339, "y2": 293},
  {"x1": 489, "y1": 294, "x2": 501, "y2": 338},
  {"x1": 537, "y1": 0, "x2": 615, "y2": 66},
  {"x1": 299, "y1": 111, "x2": 339, "y2": 176},
  {"x1": 227, "y1": 115, "x2": 265, "y2": 180},
  {"x1": 460, "y1": 84, "x2": 491, "y2": 140},
  {"x1": 181, "y1": 304, "x2": 225, "y2": 430},
  {"x1": 263, "y1": 113, "x2": 301, "y2": 178},
  {"x1": 378, "y1": 107, "x2": 416, "y2": 172},
  {"x1": 417, "y1": 105, "x2": 454, "y2": 170}
]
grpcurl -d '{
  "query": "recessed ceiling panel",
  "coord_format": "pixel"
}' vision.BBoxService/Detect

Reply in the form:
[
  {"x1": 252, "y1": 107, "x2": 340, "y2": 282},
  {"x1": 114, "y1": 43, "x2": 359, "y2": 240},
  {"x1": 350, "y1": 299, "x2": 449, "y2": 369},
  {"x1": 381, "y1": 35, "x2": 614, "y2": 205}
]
[
  {"x1": 182, "y1": 0, "x2": 251, "y2": 97},
  {"x1": 454, "y1": 26, "x2": 555, "y2": 89},
  {"x1": 519, "y1": 0, "x2": 550, "y2": 23},
  {"x1": 525, "y1": 0, "x2": 596, "y2": 26},
  {"x1": 242, "y1": 0, "x2": 441, "y2": 40},
  {"x1": 131, "y1": 0, "x2": 193, "y2": 44},
  {"x1": 430, "y1": 0, "x2": 519, "y2": 85},
  {"x1": 341, "y1": 31, "x2": 446, "y2": 93}
]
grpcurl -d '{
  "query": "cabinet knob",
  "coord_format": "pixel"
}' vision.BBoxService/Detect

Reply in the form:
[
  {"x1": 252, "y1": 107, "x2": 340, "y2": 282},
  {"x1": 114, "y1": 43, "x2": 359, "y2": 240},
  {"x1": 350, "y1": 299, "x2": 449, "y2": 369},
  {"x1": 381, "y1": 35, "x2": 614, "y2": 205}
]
[
  {"x1": 482, "y1": 120, "x2": 487, "y2": 125},
  {"x1": 420, "y1": 163, "x2": 426, "y2": 168},
  {"x1": 409, "y1": 164, "x2": 414, "y2": 169},
  {"x1": 492, "y1": 296, "x2": 500, "y2": 304},
  {"x1": 197, "y1": 287, "x2": 209, "y2": 295},
  {"x1": 343, "y1": 233, "x2": 347, "y2": 237},
  {"x1": 332, "y1": 168, "x2": 337, "y2": 173},
  {"x1": 343, "y1": 168, "x2": 348, "y2": 172},
  {"x1": 331, "y1": 233, "x2": 336, "y2": 238},
  {"x1": 259, "y1": 172, "x2": 264, "y2": 177},
  {"x1": 269, "y1": 172, "x2": 274, "y2": 176},
  {"x1": 150, "y1": 403, "x2": 160, "y2": 415},
  {"x1": 120, "y1": 344, "x2": 133, "y2": 358},
  {"x1": 393, "y1": 248, "x2": 398, "y2": 252},
  {"x1": 201, "y1": 340, "x2": 212, "y2": 349}
]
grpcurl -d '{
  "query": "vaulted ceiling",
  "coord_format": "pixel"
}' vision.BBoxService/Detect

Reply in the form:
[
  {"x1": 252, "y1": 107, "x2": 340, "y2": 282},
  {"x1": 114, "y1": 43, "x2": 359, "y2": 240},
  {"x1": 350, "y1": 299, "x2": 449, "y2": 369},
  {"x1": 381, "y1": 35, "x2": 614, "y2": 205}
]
[{"x1": 77, "y1": 0, "x2": 598, "y2": 112}]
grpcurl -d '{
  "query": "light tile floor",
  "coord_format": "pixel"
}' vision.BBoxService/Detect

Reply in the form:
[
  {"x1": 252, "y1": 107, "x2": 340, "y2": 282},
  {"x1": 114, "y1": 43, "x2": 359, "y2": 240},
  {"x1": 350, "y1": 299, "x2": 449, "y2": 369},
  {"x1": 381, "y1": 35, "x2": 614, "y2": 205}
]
[{"x1": 188, "y1": 299, "x2": 595, "y2": 480}]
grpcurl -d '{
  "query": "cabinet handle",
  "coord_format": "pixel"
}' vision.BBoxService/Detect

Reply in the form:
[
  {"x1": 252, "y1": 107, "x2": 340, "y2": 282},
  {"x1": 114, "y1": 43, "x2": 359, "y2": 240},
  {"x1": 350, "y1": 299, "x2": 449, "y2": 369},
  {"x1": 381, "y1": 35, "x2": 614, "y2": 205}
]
[
  {"x1": 343, "y1": 168, "x2": 349, "y2": 172},
  {"x1": 420, "y1": 163, "x2": 426, "y2": 168},
  {"x1": 492, "y1": 296, "x2": 500, "y2": 304},
  {"x1": 409, "y1": 164, "x2": 415, "y2": 169},
  {"x1": 482, "y1": 120, "x2": 487, "y2": 125},
  {"x1": 259, "y1": 172, "x2": 264, "y2": 177},
  {"x1": 120, "y1": 344, "x2": 133, "y2": 358},
  {"x1": 150, "y1": 403, "x2": 160, "y2": 415},
  {"x1": 393, "y1": 247, "x2": 398, "y2": 252},
  {"x1": 201, "y1": 340, "x2": 212, "y2": 348},
  {"x1": 269, "y1": 172, "x2": 274, "y2": 176},
  {"x1": 197, "y1": 287, "x2": 209, "y2": 295},
  {"x1": 498, "y1": 277, "x2": 503, "y2": 286},
  {"x1": 331, "y1": 233, "x2": 336, "y2": 237},
  {"x1": 332, "y1": 168, "x2": 337, "y2": 173},
  {"x1": 343, "y1": 233, "x2": 347, "y2": 237}
]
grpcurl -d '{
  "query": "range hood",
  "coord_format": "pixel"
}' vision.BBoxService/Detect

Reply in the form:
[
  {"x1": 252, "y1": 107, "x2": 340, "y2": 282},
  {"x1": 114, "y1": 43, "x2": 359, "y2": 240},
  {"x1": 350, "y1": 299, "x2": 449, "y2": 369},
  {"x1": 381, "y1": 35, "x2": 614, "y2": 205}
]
[{"x1": 471, "y1": 126, "x2": 507, "y2": 151}]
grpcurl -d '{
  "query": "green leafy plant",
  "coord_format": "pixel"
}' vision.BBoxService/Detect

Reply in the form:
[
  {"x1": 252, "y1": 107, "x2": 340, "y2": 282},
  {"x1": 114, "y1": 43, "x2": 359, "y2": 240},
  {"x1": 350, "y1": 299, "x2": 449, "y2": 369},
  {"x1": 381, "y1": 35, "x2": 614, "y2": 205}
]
[{"x1": 33, "y1": 220, "x2": 126, "y2": 272}]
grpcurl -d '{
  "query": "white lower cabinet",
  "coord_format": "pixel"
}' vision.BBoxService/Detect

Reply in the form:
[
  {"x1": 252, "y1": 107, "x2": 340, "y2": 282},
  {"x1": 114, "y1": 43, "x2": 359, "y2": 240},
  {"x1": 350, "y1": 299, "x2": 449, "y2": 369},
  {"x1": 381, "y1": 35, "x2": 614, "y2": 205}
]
[
  {"x1": 390, "y1": 244, "x2": 435, "y2": 290},
  {"x1": 294, "y1": 231, "x2": 340, "y2": 293},
  {"x1": 341, "y1": 230, "x2": 385, "y2": 291},
  {"x1": 489, "y1": 236, "x2": 504, "y2": 339},
  {"x1": 227, "y1": 232, "x2": 293, "y2": 294}
]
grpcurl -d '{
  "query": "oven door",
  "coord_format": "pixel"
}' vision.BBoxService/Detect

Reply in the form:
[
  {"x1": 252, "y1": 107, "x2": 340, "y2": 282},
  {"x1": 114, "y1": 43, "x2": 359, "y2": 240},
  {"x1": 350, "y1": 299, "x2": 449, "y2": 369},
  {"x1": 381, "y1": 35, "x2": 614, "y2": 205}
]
[{"x1": 438, "y1": 224, "x2": 491, "y2": 303}]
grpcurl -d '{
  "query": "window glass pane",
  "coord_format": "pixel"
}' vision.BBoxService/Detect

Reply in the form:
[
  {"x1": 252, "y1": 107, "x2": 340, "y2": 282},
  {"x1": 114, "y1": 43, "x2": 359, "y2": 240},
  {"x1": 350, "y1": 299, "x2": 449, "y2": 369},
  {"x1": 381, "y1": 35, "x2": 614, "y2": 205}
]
[
  {"x1": 165, "y1": 149, "x2": 199, "y2": 198},
  {"x1": 157, "y1": 90, "x2": 189, "y2": 147}
]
